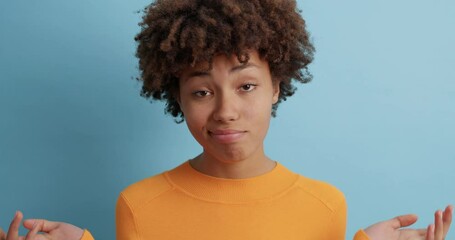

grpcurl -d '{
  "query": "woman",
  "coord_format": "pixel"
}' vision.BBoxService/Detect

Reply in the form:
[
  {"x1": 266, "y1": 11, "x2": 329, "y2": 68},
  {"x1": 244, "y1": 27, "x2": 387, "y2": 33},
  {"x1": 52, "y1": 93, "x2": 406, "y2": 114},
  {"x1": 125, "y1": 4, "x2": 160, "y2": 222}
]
[{"x1": 1, "y1": 0, "x2": 452, "y2": 239}]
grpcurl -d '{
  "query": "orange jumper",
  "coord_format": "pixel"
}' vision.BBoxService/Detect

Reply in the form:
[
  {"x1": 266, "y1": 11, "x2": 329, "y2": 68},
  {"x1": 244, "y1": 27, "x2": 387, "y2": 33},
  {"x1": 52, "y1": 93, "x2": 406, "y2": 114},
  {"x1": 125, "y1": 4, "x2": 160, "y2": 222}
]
[{"x1": 81, "y1": 161, "x2": 370, "y2": 240}]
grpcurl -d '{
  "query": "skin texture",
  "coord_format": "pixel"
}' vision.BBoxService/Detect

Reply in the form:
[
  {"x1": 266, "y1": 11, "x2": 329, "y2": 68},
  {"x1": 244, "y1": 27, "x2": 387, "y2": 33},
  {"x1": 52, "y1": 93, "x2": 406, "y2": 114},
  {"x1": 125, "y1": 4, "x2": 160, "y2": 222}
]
[
  {"x1": 1, "y1": 51, "x2": 453, "y2": 239},
  {"x1": 135, "y1": 0, "x2": 314, "y2": 121},
  {"x1": 1, "y1": 52, "x2": 453, "y2": 239},
  {"x1": 0, "y1": 211, "x2": 83, "y2": 240},
  {"x1": 364, "y1": 205, "x2": 453, "y2": 240},
  {"x1": 1, "y1": 209, "x2": 452, "y2": 240},
  {"x1": 178, "y1": 51, "x2": 279, "y2": 178},
  {"x1": 1, "y1": 0, "x2": 451, "y2": 238}
]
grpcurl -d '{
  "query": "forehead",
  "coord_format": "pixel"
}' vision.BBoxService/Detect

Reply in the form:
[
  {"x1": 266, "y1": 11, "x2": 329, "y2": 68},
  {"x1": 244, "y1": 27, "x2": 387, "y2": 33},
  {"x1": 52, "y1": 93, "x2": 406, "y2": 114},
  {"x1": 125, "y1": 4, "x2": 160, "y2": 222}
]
[
  {"x1": 179, "y1": 51, "x2": 266, "y2": 77},
  {"x1": 187, "y1": 54, "x2": 243, "y2": 72}
]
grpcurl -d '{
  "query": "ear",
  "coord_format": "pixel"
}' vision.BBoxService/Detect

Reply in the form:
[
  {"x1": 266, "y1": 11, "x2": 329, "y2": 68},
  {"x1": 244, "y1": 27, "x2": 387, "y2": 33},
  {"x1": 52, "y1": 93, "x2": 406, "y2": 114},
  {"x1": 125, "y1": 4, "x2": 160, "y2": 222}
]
[{"x1": 272, "y1": 80, "x2": 280, "y2": 104}]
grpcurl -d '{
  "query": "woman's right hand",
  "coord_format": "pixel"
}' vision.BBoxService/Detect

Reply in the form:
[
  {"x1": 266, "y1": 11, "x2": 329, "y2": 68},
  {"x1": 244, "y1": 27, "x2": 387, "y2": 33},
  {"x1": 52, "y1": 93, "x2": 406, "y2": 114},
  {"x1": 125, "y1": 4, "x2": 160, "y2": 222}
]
[{"x1": 1, "y1": 211, "x2": 84, "y2": 240}]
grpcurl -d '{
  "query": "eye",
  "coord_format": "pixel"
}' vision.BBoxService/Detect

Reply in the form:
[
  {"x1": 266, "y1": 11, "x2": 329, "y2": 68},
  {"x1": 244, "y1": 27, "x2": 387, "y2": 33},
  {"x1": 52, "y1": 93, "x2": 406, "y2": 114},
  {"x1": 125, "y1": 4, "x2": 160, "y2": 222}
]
[
  {"x1": 193, "y1": 90, "x2": 212, "y2": 97},
  {"x1": 240, "y1": 83, "x2": 257, "y2": 92}
]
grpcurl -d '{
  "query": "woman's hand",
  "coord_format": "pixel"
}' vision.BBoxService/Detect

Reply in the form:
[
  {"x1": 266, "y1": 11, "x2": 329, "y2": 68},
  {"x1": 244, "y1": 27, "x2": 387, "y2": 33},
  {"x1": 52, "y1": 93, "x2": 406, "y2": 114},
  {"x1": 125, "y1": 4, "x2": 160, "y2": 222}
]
[
  {"x1": 364, "y1": 205, "x2": 453, "y2": 240},
  {"x1": 0, "y1": 211, "x2": 84, "y2": 240},
  {"x1": 1, "y1": 211, "x2": 42, "y2": 240}
]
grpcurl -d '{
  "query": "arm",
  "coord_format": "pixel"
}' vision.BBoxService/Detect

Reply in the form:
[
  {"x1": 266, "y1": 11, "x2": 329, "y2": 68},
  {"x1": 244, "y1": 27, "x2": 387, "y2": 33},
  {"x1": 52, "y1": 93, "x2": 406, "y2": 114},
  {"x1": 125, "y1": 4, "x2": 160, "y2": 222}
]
[
  {"x1": 325, "y1": 194, "x2": 371, "y2": 240},
  {"x1": 327, "y1": 197, "x2": 348, "y2": 240},
  {"x1": 354, "y1": 229, "x2": 371, "y2": 240},
  {"x1": 116, "y1": 193, "x2": 139, "y2": 240},
  {"x1": 80, "y1": 230, "x2": 94, "y2": 240}
]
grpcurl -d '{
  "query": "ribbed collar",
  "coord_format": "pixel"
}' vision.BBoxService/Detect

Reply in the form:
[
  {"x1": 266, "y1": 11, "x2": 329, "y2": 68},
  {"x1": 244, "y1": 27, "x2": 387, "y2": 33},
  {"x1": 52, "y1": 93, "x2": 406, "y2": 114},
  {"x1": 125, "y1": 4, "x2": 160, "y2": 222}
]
[{"x1": 164, "y1": 161, "x2": 299, "y2": 204}]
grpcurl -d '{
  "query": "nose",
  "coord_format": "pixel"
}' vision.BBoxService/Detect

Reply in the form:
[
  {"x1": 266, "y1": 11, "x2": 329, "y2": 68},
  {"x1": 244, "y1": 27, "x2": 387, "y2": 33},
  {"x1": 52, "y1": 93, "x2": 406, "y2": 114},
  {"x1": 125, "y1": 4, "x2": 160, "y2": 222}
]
[{"x1": 212, "y1": 92, "x2": 240, "y2": 122}]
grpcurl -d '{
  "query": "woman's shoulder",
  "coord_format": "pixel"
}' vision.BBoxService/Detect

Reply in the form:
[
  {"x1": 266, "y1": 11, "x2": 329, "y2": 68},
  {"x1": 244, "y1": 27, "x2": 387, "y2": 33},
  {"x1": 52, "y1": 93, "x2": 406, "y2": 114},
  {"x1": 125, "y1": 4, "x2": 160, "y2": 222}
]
[
  {"x1": 286, "y1": 167, "x2": 346, "y2": 211},
  {"x1": 120, "y1": 172, "x2": 172, "y2": 199},
  {"x1": 117, "y1": 162, "x2": 186, "y2": 208}
]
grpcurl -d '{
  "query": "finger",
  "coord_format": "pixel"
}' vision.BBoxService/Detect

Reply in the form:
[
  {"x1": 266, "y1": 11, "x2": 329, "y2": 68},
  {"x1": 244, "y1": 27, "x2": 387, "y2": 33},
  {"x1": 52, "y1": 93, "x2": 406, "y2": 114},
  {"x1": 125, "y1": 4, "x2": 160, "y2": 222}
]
[
  {"x1": 426, "y1": 224, "x2": 435, "y2": 240},
  {"x1": 434, "y1": 210, "x2": 443, "y2": 240},
  {"x1": 391, "y1": 214, "x2": 419, "y2": 229},
  {"x1": 442, "y1": 205, "x2": 453, "y2": 237},
  {"x1": 6, "y1": 211, "x2": 23, "y2": 240},
  {"x1": 24, "y1": 220, "x2": 43, "y2": 240},
  {"x1": 23, "y1": 219, "x2": 58, "y2": 233},
  {"x1": 1, "y1": 227, "x2": 7, "y2": 240},
  {"x1": 414, "y1": 228, "x2": 428, "y2": 236},
  {"x1": 401, "y1": 228, "x2": 427, "y2": 237}
]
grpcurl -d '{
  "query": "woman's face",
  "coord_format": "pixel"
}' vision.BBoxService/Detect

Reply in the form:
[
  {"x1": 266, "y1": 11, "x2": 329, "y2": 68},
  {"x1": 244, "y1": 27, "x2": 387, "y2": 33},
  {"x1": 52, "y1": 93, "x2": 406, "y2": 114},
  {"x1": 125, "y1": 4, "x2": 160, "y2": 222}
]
[{"x1": 178, "y1": 51, "x2": 280, "y2": 164}]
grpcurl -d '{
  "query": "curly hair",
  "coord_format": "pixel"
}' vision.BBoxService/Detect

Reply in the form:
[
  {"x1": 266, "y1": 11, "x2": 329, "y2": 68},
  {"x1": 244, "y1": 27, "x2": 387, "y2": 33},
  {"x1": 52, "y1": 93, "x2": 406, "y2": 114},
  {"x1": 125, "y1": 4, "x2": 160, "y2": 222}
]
[{"x1": 135, "y1": 0, "x2": 314, "y2": 122}]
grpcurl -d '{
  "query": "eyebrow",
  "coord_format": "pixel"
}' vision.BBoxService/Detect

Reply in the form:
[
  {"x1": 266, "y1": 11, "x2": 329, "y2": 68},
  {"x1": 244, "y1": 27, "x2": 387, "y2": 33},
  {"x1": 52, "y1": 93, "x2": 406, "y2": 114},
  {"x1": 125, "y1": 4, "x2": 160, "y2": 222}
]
[
  {"x1": 230, "y1": 62, "x2": 260, "y2": 73},
  {"x1": 185, "y1": 62, "x2": 260, "y2": 80}
]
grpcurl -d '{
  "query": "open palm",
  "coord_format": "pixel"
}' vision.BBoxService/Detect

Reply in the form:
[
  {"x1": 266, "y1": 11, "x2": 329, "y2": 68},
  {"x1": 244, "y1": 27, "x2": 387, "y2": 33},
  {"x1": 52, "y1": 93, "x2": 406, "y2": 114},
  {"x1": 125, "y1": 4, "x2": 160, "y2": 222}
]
[
  {"x1": 365, "y1": 205, "x2": 453, "y2": 240},
  {"x1": 0, "y1": 211, "x2": 83, "y2": 240}
]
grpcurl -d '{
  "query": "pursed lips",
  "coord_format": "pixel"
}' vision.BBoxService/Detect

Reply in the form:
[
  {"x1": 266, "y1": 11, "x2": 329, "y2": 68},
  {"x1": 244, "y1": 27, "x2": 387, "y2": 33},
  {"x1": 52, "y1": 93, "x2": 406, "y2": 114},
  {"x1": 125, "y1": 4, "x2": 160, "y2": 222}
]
[{"x1": 208, "y1": 129, "x2": 246, "y2": 143}]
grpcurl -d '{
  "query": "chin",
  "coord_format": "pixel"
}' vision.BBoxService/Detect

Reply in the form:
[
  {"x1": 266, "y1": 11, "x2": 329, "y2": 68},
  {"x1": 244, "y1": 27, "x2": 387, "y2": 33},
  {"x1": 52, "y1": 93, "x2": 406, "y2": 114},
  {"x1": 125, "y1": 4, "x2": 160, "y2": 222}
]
[{"x1": 207, "y1": 146, "x2": 249, "y2": 163}]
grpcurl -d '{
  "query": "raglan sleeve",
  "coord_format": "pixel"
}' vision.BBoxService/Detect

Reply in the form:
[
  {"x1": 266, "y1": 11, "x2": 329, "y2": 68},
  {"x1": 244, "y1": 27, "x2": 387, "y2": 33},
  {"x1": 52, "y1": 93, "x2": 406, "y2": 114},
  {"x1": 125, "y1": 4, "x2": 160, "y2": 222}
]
[
  {"x1": 116, "y1": 193, "x2": 139, "y2": 240},
  {"x1": 326, "y1": 193, "x2": 371, "y2": 240},
  {"x1": 327, "y1": 195, "x2": 348, "y2": 240}
]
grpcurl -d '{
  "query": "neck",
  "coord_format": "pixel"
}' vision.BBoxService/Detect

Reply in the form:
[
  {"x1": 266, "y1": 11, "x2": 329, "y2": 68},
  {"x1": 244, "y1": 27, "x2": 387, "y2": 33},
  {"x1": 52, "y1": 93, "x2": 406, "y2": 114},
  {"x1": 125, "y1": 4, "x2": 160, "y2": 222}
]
[{"x1": 189, "y1": 151, "x2": 276, "y2": 179}]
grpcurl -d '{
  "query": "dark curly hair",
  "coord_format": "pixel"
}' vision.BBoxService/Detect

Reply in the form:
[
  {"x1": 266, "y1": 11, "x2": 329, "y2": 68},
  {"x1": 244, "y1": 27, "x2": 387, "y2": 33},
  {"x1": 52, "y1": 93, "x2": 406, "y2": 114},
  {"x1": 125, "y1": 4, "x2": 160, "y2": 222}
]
[{"x1": 135, "y1": 0, "x2": 314, "y2": 122}]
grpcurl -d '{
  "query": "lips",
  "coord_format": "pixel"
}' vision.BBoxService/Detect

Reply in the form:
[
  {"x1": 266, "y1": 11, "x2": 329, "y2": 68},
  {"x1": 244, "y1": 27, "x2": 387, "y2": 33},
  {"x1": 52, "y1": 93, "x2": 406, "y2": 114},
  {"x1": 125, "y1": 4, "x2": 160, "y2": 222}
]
[{"x1": 208, "y1": 129, "x2": 246, "y2": 143}]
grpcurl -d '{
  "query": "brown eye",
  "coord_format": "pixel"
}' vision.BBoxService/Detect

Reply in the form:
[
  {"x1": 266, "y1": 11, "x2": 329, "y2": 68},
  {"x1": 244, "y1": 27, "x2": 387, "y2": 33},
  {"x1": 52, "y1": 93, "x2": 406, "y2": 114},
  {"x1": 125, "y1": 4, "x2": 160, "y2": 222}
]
[
  {"x1": 240, "y1": 84, "x2": 257, "y2": 92},
  {"x1": 194, "y1": 90, "x2": 212, "y2": 97}
]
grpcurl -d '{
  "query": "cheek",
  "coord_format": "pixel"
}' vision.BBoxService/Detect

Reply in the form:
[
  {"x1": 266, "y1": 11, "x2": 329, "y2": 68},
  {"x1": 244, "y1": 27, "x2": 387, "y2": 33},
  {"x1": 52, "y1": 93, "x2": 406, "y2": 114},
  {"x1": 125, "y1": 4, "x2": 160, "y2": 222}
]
[
  {"x1": 244, "y1": 98, "x2": 273, "y2": 125},
  {"x1": 184, "y1": 106, "x2": 208, "y2": 135},
  {"x1": 184, "y1": 118, "x2": 205, "y2": 147}
]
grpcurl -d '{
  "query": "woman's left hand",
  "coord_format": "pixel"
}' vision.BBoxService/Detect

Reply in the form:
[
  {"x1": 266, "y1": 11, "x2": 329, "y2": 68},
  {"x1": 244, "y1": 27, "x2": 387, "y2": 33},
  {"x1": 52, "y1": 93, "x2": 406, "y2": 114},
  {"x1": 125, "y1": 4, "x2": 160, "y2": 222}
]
[{"x1": 364, "y1": 205, "x2": 453, "y2": 240}]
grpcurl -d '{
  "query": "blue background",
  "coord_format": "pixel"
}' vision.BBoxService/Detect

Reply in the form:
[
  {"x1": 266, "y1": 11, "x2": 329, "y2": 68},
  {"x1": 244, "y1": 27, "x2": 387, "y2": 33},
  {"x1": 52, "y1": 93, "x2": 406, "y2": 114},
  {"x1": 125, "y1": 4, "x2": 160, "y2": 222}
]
[{"x1": 1, "y1": 0, "x2": 454, "y2": 239}]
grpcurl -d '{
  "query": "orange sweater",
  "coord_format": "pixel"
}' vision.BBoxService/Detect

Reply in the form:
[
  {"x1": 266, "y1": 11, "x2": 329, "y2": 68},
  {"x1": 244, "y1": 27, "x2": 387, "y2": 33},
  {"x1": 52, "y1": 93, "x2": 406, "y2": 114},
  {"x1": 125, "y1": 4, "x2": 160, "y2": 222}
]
[{"x1": 81, "y1": 161, "x2": 370, "y2": 240}]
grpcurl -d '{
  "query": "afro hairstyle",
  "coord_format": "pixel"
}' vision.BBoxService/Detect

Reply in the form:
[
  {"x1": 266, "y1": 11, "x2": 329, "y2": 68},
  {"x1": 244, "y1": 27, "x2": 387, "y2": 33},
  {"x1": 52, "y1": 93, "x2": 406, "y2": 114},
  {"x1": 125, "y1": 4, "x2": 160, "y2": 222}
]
[{"x1": 135, "y1": 0, "x2": 315, "y2": 122}]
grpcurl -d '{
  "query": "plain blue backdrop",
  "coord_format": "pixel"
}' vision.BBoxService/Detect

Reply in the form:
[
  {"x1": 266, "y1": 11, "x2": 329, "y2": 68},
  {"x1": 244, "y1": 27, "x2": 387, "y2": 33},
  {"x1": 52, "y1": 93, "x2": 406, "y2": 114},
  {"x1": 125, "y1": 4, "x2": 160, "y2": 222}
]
[{"x1": 1, "y1": 0, "x2": 454, "y2": 239}]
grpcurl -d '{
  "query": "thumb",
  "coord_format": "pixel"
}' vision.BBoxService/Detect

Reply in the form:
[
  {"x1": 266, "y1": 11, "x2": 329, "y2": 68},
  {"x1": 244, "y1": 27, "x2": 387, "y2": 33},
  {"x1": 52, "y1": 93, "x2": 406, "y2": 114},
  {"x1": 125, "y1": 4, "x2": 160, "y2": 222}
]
[
  {"x1": 23, "y1": 219, "x2": 59, "y2": 232},
  {"x1": 390, "y1": 214, "x2": 419, "y2": 229}
]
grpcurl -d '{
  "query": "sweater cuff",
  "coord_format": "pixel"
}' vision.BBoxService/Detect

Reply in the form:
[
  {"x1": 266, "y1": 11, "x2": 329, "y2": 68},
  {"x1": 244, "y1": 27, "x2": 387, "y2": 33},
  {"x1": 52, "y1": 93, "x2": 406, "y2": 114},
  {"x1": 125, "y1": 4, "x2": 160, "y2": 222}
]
[
  {"x1": 353, "y1": 229, "x2": 370, "y2": 240},
  {"x1": 80, "y1": 229, "x2": 94, "y2": 240}
]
